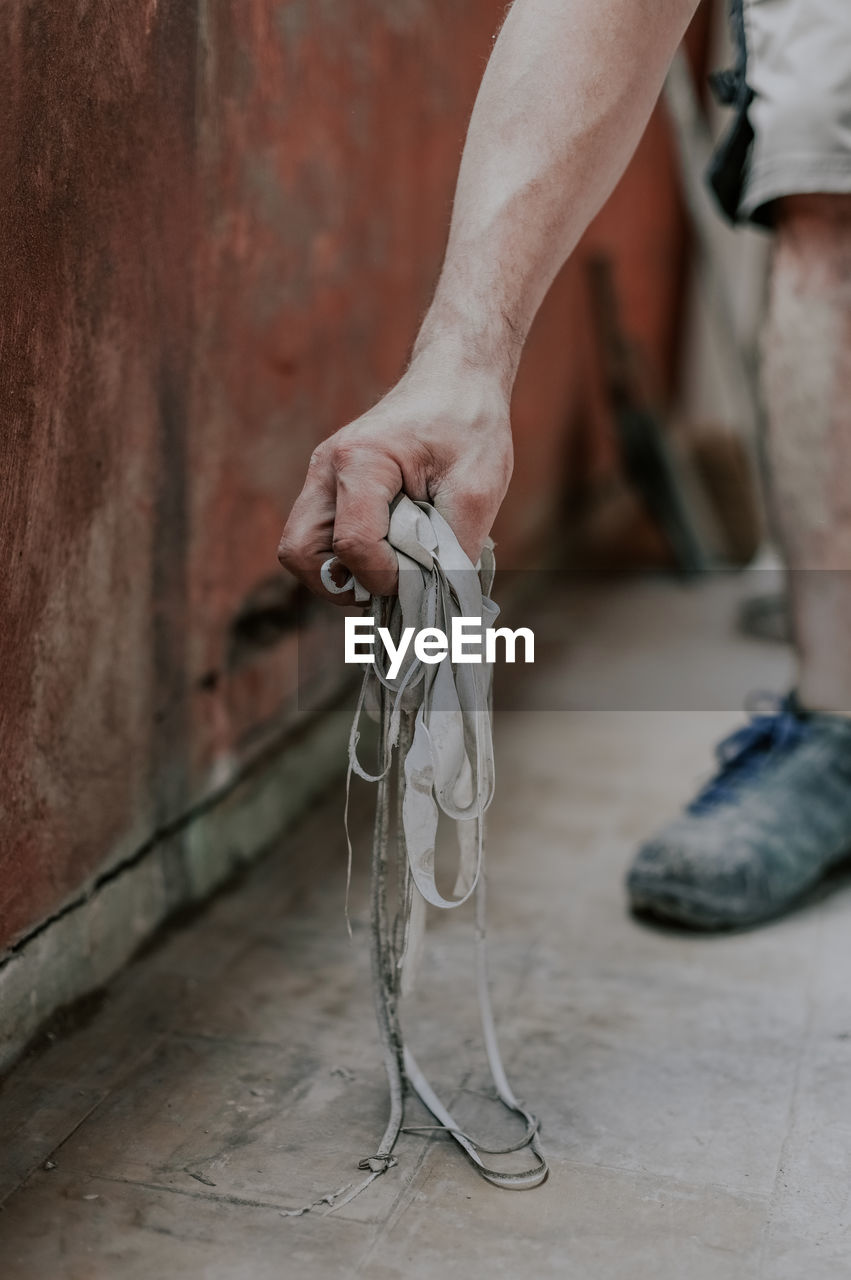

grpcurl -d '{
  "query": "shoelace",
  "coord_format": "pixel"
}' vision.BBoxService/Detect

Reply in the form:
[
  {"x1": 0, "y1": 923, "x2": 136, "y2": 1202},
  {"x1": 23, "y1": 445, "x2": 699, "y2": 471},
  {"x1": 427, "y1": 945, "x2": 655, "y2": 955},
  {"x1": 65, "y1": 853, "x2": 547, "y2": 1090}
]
[
  {"x1": 688, "y1": 694, "x2": 808, "y2": 816},
  {"x1": 313, "y1": 496, "x2": 547, "y2": 1213}
]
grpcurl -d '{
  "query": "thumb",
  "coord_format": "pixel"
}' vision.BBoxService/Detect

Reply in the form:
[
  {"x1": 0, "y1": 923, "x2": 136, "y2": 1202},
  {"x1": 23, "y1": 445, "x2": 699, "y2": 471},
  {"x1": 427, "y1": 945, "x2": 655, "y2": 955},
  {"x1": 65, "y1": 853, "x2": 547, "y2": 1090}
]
[{"x1": 430, "y1": 466, "x2": 508, "y2": 567}]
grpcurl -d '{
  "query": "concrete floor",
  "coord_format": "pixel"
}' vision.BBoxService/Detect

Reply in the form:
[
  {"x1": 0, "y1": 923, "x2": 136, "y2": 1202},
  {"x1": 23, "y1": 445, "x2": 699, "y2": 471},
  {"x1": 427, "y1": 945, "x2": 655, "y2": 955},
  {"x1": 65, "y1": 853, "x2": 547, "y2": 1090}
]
[{"x1": 4, "y1": 572, "x2": 851, "y2": 1279}]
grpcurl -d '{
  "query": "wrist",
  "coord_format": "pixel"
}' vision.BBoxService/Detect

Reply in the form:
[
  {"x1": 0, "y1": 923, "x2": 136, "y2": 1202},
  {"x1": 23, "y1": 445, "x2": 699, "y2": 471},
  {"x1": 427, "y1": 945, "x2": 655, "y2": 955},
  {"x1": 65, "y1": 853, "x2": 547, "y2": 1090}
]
[
  {"x1": 398, "y1": 342, "x2": 513, "y2": 442},
  {"x1": 410, "y1": 296, "x2": 524, "y2": 398}
]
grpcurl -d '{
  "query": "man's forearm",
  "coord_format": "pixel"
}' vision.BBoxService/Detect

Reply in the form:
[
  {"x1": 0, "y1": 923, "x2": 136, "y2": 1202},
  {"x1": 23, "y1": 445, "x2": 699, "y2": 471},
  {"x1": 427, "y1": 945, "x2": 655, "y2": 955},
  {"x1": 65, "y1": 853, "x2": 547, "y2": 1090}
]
[
  {"x1": 279, "y1": 0, "x2": 700, "y2": 593},
  {"x1": 413, "y1": 0, "x2": 699, "y2": 391}
]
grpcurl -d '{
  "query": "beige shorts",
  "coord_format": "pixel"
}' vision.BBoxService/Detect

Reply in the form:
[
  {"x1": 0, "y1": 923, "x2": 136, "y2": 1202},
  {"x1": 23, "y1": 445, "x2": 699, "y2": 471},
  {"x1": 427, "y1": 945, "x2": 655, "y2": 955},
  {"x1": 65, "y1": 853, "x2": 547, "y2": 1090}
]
[{"x1": 708, "y1": 0, "x2": 851, "y2": 225}]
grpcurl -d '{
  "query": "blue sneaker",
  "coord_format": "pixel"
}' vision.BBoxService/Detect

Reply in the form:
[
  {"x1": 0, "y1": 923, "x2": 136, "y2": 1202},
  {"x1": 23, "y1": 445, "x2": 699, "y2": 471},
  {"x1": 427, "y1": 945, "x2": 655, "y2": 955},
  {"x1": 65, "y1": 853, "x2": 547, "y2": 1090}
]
[{"x1": 627, "y1": 696, "x2": 851, "y2": 929}]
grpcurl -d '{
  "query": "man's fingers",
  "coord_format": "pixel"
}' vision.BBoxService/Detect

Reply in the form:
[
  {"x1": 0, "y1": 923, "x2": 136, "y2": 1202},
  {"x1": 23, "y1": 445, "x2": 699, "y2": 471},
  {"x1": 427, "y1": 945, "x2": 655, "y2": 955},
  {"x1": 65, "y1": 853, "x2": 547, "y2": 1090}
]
[
  {"x1": 277, "y1": 449, "x2": 341, "y2": 599},
  {"x1": 280, "y1": 429, "x2": 510, "y2": 602},
  {"x1": 332, "y1": 451, "x2": 401, "y2": 597},
  {"x1": 278, "y1": 443, "x2": 401, "y2": 603}
]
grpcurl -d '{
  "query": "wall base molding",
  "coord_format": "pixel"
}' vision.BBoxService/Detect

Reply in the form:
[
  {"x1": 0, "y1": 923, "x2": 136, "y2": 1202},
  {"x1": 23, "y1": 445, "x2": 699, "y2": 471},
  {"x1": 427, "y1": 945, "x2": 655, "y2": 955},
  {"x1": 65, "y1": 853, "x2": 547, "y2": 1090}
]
[{"x1": 0, "y1": 705, "x2": 352, "y2": 1076}]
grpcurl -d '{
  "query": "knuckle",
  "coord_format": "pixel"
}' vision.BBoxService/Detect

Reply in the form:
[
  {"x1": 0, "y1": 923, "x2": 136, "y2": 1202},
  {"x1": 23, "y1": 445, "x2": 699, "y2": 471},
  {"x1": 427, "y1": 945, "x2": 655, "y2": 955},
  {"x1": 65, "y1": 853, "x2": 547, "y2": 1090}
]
[
  {"x1": 307, "y1": 442, "x2": 329, "y2": 471},
  {"x1": 277, "y1": 534, "x2": 299, "y2": 568},
  {"x1": 331, "y1": 530, "x2": 366, "y2": 563},
  {"x1": 329, "y1": 439, "x2": 365, "y2": 472}
]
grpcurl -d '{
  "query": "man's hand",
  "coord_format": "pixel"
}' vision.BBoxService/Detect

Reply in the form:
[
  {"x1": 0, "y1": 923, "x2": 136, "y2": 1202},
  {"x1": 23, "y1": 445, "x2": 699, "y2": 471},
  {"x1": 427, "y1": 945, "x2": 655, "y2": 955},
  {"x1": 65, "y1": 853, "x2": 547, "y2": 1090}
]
[
  {"x1": 279, "y1": 0, "x2": 698, "y2": 602},
  {"x1": 277, "y1": 346, "x2": 513, "y2": 602}
]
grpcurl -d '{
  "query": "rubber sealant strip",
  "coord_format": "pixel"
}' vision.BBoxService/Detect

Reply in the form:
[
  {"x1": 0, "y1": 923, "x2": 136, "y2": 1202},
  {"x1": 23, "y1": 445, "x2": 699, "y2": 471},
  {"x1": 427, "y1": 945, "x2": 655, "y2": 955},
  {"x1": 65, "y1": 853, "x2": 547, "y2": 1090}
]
[{"x1": 291, "y1": 497, "x2": 547, "y2": 1215}]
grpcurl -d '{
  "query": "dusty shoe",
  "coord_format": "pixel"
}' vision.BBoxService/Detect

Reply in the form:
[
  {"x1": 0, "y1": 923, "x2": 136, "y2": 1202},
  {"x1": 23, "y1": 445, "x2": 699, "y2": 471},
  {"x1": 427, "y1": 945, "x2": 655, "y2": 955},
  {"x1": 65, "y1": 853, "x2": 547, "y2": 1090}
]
[{"x1": 627, "y1": 696, "x2": 851, "y2": 929}]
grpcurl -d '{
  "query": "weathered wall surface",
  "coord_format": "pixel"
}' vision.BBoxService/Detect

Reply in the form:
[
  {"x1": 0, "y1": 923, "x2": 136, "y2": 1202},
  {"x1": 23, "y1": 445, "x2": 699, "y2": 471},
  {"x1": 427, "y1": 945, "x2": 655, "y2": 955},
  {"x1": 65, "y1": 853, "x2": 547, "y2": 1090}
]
[
  {"x1": 1, "y1": 3, "x2": 202, "y2": 951},
  {"x1": 0, "y1": 1, "x2": 699, "y2": 957}
]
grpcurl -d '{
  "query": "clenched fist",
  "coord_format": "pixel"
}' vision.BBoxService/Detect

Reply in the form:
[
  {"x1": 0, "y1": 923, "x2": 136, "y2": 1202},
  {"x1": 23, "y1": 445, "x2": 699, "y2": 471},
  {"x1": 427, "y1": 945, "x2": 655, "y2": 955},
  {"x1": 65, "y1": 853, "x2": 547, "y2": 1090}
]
[{"x1": 277, "y1": 347, "x2": 513, "y2": 602}]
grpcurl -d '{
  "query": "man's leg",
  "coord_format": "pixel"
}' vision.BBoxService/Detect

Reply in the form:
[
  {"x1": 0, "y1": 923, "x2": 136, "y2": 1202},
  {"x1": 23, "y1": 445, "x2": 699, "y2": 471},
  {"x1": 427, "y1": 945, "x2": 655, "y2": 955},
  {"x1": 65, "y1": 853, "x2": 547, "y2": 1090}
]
[
  {"x1": 626, "y1": 0, "x2": 851, "y2": 931},
  {"x1": 762, "y1": 194, "x2": 851, "y2": 715},
  {"x1": 626, "y1": 194, "x2": 851, "y2": 929}
]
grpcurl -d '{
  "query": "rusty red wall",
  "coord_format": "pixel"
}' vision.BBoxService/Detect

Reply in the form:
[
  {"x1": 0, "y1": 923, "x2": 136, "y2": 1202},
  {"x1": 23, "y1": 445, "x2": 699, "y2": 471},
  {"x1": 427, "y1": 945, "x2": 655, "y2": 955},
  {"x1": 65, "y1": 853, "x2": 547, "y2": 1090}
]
[{"x1": 0, "y1": 1, "x2": 699, "y2": 950}]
